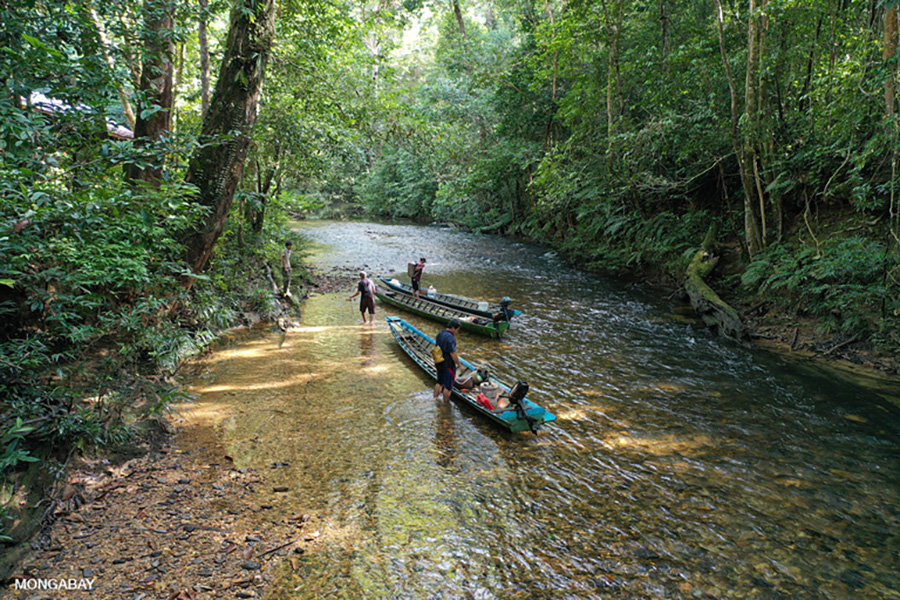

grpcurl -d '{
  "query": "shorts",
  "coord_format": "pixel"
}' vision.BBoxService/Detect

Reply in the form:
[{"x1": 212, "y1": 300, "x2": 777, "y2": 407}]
[
  {"x1": 436, "y1": 364, "x2": 456, "y2": 390},
  {"x1": 360, "y1": 295, "x2": 376, "y2": 315},
  {"x1": 412, "y1": 279, "x2": 420, "y2": 292}
]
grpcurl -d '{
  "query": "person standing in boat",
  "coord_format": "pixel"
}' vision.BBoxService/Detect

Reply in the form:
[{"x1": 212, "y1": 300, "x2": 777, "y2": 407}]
[
  {"x1": 412, "y1": 257, "x2": 426, "y2": 298},
  {"x1": 433, "y1": 318, "x2": 462, "y2": 401},
  {"x1": 348, "y1": 271, "x2": 377, "y2": 325}
]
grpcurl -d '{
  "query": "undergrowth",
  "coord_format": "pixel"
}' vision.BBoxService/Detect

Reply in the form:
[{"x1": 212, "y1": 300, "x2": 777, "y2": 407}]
[{"x1": 740, "y1": 236, "x2": 900, "y2": 353}]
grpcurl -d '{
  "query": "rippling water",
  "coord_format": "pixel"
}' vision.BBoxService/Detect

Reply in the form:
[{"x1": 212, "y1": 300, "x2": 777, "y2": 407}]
[{"x1": 182, "y1": 221, "x2": 900, "y2": 599}]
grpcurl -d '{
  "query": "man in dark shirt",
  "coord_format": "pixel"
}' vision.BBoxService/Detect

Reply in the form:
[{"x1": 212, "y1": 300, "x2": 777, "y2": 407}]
[
  {"x1": 348, "y1": 271, "x2": 376, "y2": 324},
  {"x1": 433, "y1": 318, "x2": 462, "y2": 401}
]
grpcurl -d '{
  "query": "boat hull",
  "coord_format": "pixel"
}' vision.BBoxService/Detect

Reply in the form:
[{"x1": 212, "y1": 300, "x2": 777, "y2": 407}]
[
  {"x1": 386, "y1": 316, "x2": 555, "y2": 433},
  {"x1": 376, "y1": 287, "x2": 510, "y2": 339},
  {"x1": 378, "y1": 277, "x2": 522, "y2": 320}
]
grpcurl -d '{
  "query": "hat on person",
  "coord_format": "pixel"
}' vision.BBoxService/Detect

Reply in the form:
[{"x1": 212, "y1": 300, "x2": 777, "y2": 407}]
[{"x1": 448, "y1": 318, "x2": 462, "y2": 329}]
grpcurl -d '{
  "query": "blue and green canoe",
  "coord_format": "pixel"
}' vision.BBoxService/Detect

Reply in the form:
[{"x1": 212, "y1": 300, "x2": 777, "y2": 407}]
[{"x1": 386, "y1": 316, "x2": 556, "y2": 434}]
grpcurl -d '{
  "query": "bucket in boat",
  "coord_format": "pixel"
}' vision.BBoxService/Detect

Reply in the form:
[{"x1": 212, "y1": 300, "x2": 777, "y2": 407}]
[
  {"x1": 477, "y1": 301, "x2": 489, "y2": 311},
  {"x1": 479, "y1": 383, "x2": 501, "y2": 403}
]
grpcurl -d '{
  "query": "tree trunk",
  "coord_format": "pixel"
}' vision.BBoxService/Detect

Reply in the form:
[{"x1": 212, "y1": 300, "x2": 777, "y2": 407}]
[
  {"x1": 601, "y1": 0, "x2": 625, "y2": 165},
  {"x1": 198, "y1": 0, "x2": 211, "y2": 117},
  {"x1": 685, "y1": 224, "x2": 750, "y2": 342},
  {"x1": 713, "y1": 0, "x2": 764, "y2": 258},
  {"x1": 126, "y1": 0, "x2": 175, "y2": 185},
  {"x1": 659, "y1": 0, "x2": 669, "y2": 68},
  {"x1": 86, "y1": 6, "x2": 136, "y2": 128},
  {"x1": 452, "y1": 0, "x2": 467, "y2": 37},
  {"x1": 182, "y1": 0, "x2": 277, "y2": 277},
  {"x1": 886, "y1": 5, "x2": 898, "y2": 117},
  {"x1": 544, "y1": 0, "x2": 557, "y2": 149},
  {"x1": 742, "y1": 0, "x2": 766, "y2": 256}
]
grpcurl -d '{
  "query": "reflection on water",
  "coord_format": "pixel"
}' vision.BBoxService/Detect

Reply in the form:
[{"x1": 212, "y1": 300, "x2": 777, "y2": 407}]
[{"x1": 180, "y1": 221, "x2": 900, "y2": 600}]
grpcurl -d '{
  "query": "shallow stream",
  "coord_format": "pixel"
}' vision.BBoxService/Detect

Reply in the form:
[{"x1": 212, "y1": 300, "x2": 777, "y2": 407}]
[{"x1": 180, "y1": 221, "x2": 900, "y2": 599}]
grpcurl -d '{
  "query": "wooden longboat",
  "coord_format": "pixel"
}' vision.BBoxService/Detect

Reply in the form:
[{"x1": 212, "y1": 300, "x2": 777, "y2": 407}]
[
  {"x1": 375, "y1": 285, "x2": 510, "y2": 339},
  {"x1": 386, "y1": 316, "x2": 555, "y2": 434},
  {"x1": 378, "y1": 277, "x2": 522, "y2": 320}
]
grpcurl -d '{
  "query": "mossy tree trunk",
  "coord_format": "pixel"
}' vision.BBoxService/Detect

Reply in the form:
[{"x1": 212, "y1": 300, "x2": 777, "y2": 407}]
[
  {"x1": 182, "y1": 0, "x2": 276, "y2": 277},
  {"x1": 685, "y1": 224, "x2": 750, "y2": 342}
]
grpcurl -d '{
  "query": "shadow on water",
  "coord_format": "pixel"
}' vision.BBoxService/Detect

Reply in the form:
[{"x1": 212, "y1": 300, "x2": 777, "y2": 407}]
[{"x1": 178, "y1": 221, "x2": 900, "y2": 600}]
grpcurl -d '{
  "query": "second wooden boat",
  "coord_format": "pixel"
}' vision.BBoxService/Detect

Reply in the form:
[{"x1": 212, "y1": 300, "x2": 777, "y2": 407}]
[
  {"x1": 378, "y1": 277, "x2": 522, "y2": 320},
  {"x1": 386, "y1": 316, "x2": 555, "y2": 433},
  {"x1": 375, "y1": 285, "x2": 510, "y2": 339}
]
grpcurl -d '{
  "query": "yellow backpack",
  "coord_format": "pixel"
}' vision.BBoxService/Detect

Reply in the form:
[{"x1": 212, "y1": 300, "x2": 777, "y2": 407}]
[{"x1": 431, "y1": 344, "x2": 444, "y2": 364}]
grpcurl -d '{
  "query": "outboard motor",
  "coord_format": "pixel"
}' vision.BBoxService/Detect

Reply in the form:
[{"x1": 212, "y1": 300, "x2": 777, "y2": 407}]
[
  {"x1": 500, "y1": 297, "x2": 512, "y2": 322},
  {"x1": 508, "y1": 381, "x2": 529, "y2": 405},
  {"x1": 493, "y1": 297, "x2": 513, "y2": 323},
  {"x1": 507, "y1": 381, "x2": 538, "y2": 434}
]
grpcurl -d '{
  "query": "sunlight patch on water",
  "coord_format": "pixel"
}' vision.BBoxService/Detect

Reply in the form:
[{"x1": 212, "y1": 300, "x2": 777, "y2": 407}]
[{"x1": 602, "y1": 431, "x2": 717, "y2": 457}]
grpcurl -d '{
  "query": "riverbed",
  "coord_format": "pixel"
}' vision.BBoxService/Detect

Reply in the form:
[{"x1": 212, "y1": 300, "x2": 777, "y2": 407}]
[{"x1": 180, "y1": 220, "x2": 900, "y2": 600}]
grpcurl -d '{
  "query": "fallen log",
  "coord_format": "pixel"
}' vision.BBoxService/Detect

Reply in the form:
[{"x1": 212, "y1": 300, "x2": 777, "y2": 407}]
[{"x1": 684, "y1": 225, "x2": 750, "y2": 343}]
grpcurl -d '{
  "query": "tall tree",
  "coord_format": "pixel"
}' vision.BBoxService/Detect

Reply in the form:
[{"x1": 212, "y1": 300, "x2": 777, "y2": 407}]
[
  {"x1": 713, "y1": 0, "x2": 765, "y2": 257},
  {"x1": 127, "y1": 0, "x2": 176, "y2": 185},
  {"x1": 600, "y1": 0, "x2": 625, "y2": 165},
  {"x1": 452, "y1": 0, "x2": 468, "y2": 37},
  {"x1": 886, "y1": 2, "x2": 899, "y2": 117},
  {"x1": 198, "y1": 0, "x2": 211, "y2": 116},
  {"x1": 183, "y1": 0, "x2": 277, "y2": 276}
]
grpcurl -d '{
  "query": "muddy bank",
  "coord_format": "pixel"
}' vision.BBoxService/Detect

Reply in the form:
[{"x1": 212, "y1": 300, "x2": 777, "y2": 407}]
[
  {"x1": 0, "y1": 268, "x2": 347, "y2": 600},
  {"x1": 2, "y1": 425, "x2": 322, "y2": 600}
]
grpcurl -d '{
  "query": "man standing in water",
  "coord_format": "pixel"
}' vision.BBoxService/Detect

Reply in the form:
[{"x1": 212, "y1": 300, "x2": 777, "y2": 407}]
[
  {"x1": 434, "y1": 318, "x2": 462, "y2": 401},
  {"x1": 348, "y1": 271, "x2": 377, "y2": 324},
  {"x1": 412, "y1": 257, "x2": 426, "y2": 298},
  {"x1": 281, "y1": 241, "x2": 293, "y2": 296}
]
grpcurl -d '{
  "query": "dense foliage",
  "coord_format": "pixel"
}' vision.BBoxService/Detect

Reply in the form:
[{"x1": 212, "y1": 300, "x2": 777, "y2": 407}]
[{"x1": 0, "y1": 0, "x2": 320, "y2": 538}]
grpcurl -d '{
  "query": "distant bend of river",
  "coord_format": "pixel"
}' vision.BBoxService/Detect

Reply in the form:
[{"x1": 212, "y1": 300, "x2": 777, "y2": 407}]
[{"x1": 181, "y1": 220, "x2": 900, "y2": 600}]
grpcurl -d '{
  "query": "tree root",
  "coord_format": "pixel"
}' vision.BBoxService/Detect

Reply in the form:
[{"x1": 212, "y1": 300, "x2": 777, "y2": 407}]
[{"x1": 684, "y1": 225, "x2": 750, "y2": 343}]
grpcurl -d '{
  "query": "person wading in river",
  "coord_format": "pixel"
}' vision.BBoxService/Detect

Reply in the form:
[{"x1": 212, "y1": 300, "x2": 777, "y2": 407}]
[
  {"x1": 348, "y1": 271, "x2": 377, "y2": 325},
  {"x1": 434, "y1": 318, "x2": 462, "y2": 401}
]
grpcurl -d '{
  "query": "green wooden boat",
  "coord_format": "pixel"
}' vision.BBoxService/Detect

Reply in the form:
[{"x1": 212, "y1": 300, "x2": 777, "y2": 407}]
[
  {"x1": 375, "y1": 285, "x2": 510, "y2": 339},
  {"x1": 386, "y1": 316, "x2": 555, "y2": 434},
  {"x1": 377, "y1": 277, "x2": 522, "y2": 320}
]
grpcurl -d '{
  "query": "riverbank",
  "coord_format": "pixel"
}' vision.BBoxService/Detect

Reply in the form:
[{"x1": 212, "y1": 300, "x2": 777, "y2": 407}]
[
  {"x1": 4, "y1": 434, "x2": 320, "y2": 599},
  {"x1": 1, "y1": 267, "x2": 344, "y2": 599}
]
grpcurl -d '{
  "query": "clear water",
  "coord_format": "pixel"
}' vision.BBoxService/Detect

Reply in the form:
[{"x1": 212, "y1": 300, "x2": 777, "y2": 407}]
[{"x1": 180, "y1": 221, "x2": 900, "y2": 600}]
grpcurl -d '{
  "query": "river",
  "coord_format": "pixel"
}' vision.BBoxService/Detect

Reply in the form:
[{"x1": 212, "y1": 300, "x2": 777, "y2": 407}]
[{"x1": 180, "y1": 220, "x2": 900, "y2": 599}]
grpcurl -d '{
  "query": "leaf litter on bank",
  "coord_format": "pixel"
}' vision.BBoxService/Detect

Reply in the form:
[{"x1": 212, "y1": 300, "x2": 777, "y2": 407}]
[{"x1": 7, "y1": 447, "x2": 318, "y2": 599}]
